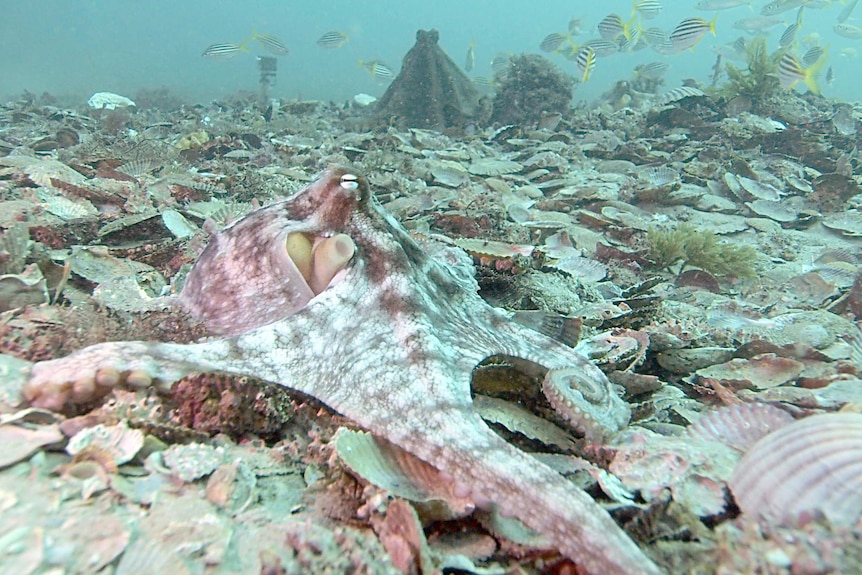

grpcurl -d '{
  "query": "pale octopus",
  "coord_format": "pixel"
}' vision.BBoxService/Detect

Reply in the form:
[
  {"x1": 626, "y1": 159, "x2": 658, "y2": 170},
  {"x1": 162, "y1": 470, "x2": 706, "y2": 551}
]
[{"x1": 23, "y1": 166, "x2": 661, "y2": 575}]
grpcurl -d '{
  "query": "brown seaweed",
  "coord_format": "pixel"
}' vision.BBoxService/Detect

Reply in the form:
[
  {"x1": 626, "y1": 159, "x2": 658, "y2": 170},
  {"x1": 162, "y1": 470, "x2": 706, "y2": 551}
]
[{"x1": 372, "y1": 29, "x2": 488, "y2": 130}]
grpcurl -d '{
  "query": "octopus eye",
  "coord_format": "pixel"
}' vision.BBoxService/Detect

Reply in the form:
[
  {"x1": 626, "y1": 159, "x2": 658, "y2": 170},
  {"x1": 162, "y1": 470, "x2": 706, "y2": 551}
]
[{"x1": 340, "y1": 173, "x2": 359, "y2": 190}]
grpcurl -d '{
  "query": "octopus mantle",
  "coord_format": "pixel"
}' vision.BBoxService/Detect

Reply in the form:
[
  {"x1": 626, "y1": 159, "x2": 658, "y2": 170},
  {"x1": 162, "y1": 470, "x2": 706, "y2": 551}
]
[{"x1": 23, "y1": 166, "x2": 660, "y2": 575}]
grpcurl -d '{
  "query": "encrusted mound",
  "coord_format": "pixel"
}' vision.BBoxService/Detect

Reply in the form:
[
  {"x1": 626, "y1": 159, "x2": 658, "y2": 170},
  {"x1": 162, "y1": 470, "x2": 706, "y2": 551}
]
[
  {"x1": 373, "y1": 29, "x2": 488, "y2": 130},
  {"x1": 490, "y1": 54, "x2": 573, "y2": 127}
]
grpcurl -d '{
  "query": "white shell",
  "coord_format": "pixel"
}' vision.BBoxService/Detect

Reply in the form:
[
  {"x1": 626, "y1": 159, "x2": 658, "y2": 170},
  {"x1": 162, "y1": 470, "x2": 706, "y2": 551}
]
[
  {"x1": 467, "y1": 158, "x2": 523, "y2": 176},
  {"x1": 353, "y1": 93, "x2": 377, "y2": 106},
  {"x1": 87, "y1": 92, "x2": 136, "y2": 110},
  {"x1": 729, "y1": 413, "x2": 862, "y2": 526},
  {"x1": 66, "y1": 422, "x2": 144, "y2": 465}
]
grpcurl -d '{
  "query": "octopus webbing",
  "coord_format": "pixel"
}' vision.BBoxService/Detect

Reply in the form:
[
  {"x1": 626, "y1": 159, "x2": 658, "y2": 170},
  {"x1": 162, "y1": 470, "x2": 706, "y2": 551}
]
[{"x1": 22, "y1": 166, "x2": 660, "y2": 575}]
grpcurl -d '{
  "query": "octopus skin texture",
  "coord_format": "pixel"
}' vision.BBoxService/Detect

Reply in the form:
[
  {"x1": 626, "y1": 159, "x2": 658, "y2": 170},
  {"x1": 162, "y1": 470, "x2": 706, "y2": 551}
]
[{"x1": 22, "y1": 166, "x2": 660, "y2": 575}]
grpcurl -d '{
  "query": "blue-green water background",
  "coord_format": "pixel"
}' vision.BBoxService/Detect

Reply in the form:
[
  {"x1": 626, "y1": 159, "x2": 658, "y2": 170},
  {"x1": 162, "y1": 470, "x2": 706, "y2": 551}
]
[{"x1": 0, "y1": 0, "x2": 858, "y2": 105}]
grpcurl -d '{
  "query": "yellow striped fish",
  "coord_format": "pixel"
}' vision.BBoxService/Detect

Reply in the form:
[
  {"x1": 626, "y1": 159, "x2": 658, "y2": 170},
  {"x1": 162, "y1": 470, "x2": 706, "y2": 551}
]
[
  {"x1": 576, "y1": 46, "x2": 597, "y2": 82},
  {"x1": 202, "y1": 42, "x2": 249, "y2": 59},
  {"x1": 632, "y1": 0, "x2": 662, "y2": 20},
  {"x1": 669, "y1": 15, "x2": 717, "y2": 52},
  {"x1": 778, "y1": 50, "x2": 827, "y2": 93},
  {"x1": 317, "y1": 30, "x2": 349, "y2": 49},
  {"x1": 252, "y1": 31, "x2": 288, "y2": 56}
]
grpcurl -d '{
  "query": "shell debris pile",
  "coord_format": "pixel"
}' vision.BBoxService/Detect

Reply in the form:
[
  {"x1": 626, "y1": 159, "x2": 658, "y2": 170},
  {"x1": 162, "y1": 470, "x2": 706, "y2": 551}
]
[{"x1": 1, "y1": 71, "x2": 862, "y2": 573}]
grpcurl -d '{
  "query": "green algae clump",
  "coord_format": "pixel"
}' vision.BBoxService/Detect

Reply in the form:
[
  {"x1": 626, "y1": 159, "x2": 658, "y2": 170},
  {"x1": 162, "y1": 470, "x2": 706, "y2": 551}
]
[
  {"x1": 647, "y1": 224, "x2": 757, "y2": 279},
  {"x1": 490, "y1": 54, "x2": 573, "y2": 126},
  {"x1": 720, "y1": 36, "x2": 781, "y2": 105}
]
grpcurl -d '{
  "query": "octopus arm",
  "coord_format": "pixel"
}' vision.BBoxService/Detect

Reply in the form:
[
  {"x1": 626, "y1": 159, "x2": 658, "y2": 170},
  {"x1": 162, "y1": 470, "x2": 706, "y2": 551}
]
[{"x1": 393, "y1": 411, "x2": 663, "y2": 575}]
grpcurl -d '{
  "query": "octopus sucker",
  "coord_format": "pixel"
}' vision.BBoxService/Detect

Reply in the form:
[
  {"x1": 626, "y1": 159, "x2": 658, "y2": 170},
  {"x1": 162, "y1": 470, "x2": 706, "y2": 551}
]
[{"x1": 21, "y1": 166, "x2": 658, "y2": 575}]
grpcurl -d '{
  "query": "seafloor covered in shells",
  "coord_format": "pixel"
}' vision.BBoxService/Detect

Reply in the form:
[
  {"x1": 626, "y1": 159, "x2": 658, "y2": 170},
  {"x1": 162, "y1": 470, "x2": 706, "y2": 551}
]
[{"x1": 1, "y1": 79, "x2": 862, "y2": 575}]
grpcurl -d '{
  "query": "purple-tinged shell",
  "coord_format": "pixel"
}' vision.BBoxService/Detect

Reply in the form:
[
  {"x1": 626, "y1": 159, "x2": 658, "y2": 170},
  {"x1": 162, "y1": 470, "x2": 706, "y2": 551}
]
[
  {"x1": 687, "y1": 403, "x2": 793, "y2": 452},
  {"x1": 728, "y1": 412, "x2": 862, "y2": 526}
]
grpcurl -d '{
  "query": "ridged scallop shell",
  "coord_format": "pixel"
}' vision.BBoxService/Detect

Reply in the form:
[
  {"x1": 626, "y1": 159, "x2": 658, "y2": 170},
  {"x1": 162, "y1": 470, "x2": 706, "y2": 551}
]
[
  {"x1": 687, "y1": 403, "x2": 793, "y2": 452},
  {"x1": 728, "y1": 412, "x2": 862, "y2": 526},
  {"x1": 66, "y1": 422, "x2": 144, "y2": 465},
  {"x1": 334, "y1": 428, "x2": 474, "y2": 519},
  {"x1": 467, "y1": 158, "x2": 522, "y2": 176}
]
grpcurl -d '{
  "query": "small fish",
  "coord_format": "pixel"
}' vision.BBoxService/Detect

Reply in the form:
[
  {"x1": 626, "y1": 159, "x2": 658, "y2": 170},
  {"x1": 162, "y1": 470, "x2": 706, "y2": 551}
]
[
  {"x1": 568, "y1": 18, "x2": 584, "y2": 35},
  {"x1": 540, "y1": 32, "x2": 567, "y2": 53},
  {"x1": 803, "y1": 0, "x2": 835, "y2": 9},
  {"x1": 202, "y1": 42, "x2": 249, "y2": 59},
  {"x1": 761, "y1": 0, "x2": 805, "y2": 16},
  {"x1": 576, "y1": 46, "x2": 597, "y2": 82},
  {"x1": 779, "y1": 23, "x2": 799, "y2": 47},
  {"x1": 834, "y1": 23, "x2": 862, "y2": 40},
  {"x1": 838, "y1": 0, "x2": 860, "y2": 23},
  {"x1": 801, "y1": 32, "x2": 822, "y2": 48},
  {"x1": 695, "y1": 0, "x2": 751, "y2": 9},
  {"x1": 490, "y1": 53, "x2": 511, "y2": 78},
  {"x1": 802, "y1": 44, "x2": 825, "y2": 67},
  {"x1": 733, "y1": 17, "x2": 784, "y2": 32},
  {"x1": 618, "y1": 27, "x2": 644, "y2": 52},
  {"x1": 669, "y1": 15, "x2": 718, "y2": 52},
  {"x1": 583, "y1": 38, "x2": 621, "y2": 57},
  {"x1": 253, "y1": 32, "x2": 288, "y2": 55},
  {"x1": 634, "y1": 61, "x2": 670, "y2": 79},
  {"x1": 358, "y1": 59, "x2": 394, "y2": 82},
  {"x1": 841, "y1": 47, "x2": 858, "y2": 58},
  {"x1": 317, "y1": 30, "x2": 349, "y2": 49},
  {"x1": 598, "y1": 13, "x2": 633, "y2": 41},
  {"x1": 711, "y1": 53, "x2": 724, "y2": 85},
  {"x1": 643, "y1": 27, "x2": 670, "y2": 46},
  {"x1": 779, "y1": 9, "x2": 805, "y2": 48},
  {"x1": 826, "y1": 65, "x2": 835, "y2": 86},
  {"x1": 778, "y1": 51, "x2": 825, "y2": 93},
  {"x1": 465, "y1": 38, "x2": 475, "y2": 72},
  {"x1": 632, "y1": 0, "x2": 662, "y2": 20}
]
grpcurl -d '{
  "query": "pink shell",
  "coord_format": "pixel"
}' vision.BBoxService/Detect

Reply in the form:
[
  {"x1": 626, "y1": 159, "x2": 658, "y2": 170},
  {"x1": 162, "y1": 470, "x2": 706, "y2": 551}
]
[
  {"x1": 728, "y1": 413, "x2": 862, "y2": 526},
  {"x1": 687, "y1": 403, "x2": 793, "y2": 452}
]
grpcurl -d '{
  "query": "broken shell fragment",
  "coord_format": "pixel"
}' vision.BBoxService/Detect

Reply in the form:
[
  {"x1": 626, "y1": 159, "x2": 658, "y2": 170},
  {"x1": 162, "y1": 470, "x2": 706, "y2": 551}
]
[
  {"x1": 0, "y1": 422, "x2": 64, "y2": 468},
  {"x1": 87, "y1": 92, "x2": 136, "y2": 110},
  {"x1": 729, "y1": 413, "x2": 862, "y2": 526},
  {"x1": 66, "y1": 422, "x2": 144, "y2": 466},
  {"x1": 161, "y1": 443, "x2": 223, "y2": 482}
]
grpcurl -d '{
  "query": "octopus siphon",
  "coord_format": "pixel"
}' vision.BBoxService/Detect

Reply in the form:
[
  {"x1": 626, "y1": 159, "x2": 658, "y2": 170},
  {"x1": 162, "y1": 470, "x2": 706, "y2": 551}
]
[{"x1": 22, "y1": 166, "x2": 661, "y2": 575}]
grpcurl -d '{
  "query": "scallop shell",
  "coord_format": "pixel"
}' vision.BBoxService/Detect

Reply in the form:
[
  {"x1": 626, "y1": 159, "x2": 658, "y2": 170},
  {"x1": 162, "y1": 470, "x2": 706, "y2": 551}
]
[
  {"x1": 695, "y1": 354, "x2": 804, "y2": 389},
  {"x1": 334, "y1": 428, "x2": 474, "y2": 519},
  {"x1": 548, "y1": 256, "x2": 607, "y2": 282},
  {"x1": 737, "y1": 176, "x2": 782, "y2": 201},
  {"x1": 0, "y1": 155, "x2": 87, "y2": 187},
  {"x1": 66, "y1": 422, "x2": 144, "y2": 465},
  {"x1": 822, "y1": 212, "x2": 862, "y2": 237},
  {"x1": 467, "y1": 158, "x2": 522, "y2": 176},
  {"x1": 659, "y1": 86, "x2": 705, "y2": 105},
  {"x1": 687, "y1": 403, "x2": 793, "y2": 452},
  {"x1": 36, "y1": 188, "x2": 99, "y2": 220},
  {"x1": 639, "y1": 166, "x2": 679, "y2": 187},
  {"x1": 728, "y1": 412, "x2": 862, "y2": 526},
  {"x1": 745, "y1": 200, "x2": 797, "y2": 223}
]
